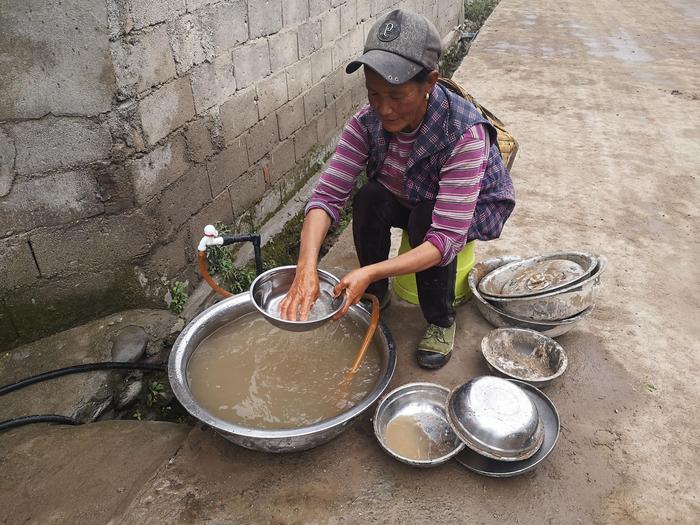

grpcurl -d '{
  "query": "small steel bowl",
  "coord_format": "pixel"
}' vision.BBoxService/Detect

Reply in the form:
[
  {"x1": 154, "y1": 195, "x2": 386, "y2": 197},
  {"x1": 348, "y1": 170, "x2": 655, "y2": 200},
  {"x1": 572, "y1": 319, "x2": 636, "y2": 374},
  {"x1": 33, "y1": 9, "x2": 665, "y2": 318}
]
[
  {"x1": 249, "y1": 265, "x2": 345, "y2": 332},
  {"x1": 374, "y1": 383, "x2": 465, "y2": 467},
  {"x1": 481, "y1": 328, "x2": 568, "y2": 388},
  {"x1": 447, "y1": 376, "x2": 544, "y2": 461},
  {"x1": 468, "y1": 257, "x2": 593, "y2": 337}
]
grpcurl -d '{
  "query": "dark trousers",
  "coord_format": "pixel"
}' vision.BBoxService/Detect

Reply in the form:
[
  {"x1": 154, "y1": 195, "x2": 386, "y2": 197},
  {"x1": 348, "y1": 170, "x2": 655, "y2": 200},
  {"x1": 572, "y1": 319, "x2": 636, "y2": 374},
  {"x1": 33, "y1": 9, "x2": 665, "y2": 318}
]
[{"x1": 352, "y1": 180, "x2": 456, "y2": 328}]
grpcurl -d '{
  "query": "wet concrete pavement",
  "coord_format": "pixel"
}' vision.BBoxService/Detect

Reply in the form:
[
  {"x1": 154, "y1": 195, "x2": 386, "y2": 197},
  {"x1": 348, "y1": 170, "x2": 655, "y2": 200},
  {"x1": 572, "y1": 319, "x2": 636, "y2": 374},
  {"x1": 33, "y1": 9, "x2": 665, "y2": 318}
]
[{"x1": 2, "y1": 0, "x2": 699, "y2": 523}]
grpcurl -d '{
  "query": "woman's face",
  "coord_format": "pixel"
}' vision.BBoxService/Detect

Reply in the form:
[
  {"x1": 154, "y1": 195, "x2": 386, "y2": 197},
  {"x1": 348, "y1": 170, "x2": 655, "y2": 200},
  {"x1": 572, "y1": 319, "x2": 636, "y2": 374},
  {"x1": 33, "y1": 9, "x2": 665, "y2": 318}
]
[{"x1": 364, "y1": 67, "x2": 435, "y2": 133}]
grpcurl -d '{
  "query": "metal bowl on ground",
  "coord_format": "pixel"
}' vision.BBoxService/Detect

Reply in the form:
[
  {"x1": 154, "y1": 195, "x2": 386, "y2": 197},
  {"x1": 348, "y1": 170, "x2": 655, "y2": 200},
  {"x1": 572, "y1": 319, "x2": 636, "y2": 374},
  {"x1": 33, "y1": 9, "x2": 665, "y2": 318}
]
[
  {"x1": 481, "y1": 328, "x2": 568, "y2": 388},
  {"x1": 455, "y1": 380, "x2": 560, "y2": 477},
  {"x1": 374, "y1": 383, "x2": 465, "y2": 467},
  {"x1": 249, "y1": 265, "x2": 345, "y2": 332},
  {"x1": 169, "y1": 293, "x2": 396, "y2": 453},
  {"x1": 483, "y1": 256, "x2": 607, "y2": 322},
  {"x1": 478, "y1": 252, "x2": 598, "y2": 299},
  {"x1": 468, "y1": 257, "x2": 594, "y2": 337},
  {"x1": 447, "y1": 376, "x2": 544, "y2": 461}
]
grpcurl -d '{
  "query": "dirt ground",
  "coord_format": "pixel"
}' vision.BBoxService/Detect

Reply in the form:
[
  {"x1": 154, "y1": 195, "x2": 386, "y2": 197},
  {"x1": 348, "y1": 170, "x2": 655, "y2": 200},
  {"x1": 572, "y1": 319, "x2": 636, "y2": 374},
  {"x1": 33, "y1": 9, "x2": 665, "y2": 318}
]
[{"x1": 2, "y1": 0, "x2": 698, "y2": 523}]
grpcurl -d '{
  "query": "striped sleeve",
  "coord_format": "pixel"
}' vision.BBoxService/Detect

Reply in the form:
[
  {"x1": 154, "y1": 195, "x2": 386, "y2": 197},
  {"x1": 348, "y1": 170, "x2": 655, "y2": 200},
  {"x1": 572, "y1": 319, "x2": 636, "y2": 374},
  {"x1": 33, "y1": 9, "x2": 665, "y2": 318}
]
[
  {"x1": 304, "y1": 106, "x2": 371, "y2": 223},
  {"x1": 424, "y1": 124, "x2": 490, "y2": 266}
]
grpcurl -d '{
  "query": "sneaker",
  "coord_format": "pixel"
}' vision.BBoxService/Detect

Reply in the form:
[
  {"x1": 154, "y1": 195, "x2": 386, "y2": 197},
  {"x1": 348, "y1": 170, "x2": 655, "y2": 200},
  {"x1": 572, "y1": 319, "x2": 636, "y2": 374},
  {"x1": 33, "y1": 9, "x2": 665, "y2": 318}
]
[
  {"x1": 359, "y1": 293, "x2": 392, "y2": 312},
  {"x1": 416, "y1": 323, "x2": 456, "y2": 369}
]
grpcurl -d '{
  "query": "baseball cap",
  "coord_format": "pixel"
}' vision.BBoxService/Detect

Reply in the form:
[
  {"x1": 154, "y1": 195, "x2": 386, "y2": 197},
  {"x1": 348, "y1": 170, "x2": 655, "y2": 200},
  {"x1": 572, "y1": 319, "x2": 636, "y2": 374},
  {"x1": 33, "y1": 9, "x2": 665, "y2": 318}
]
[{"x1": 346, "y1": 9, "x2": 442, "y2": 85}]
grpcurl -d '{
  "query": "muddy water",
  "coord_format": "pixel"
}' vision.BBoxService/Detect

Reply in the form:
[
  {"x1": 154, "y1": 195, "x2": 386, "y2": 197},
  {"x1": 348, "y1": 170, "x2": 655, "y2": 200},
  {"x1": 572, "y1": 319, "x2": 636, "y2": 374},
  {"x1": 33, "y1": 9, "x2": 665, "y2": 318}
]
[
  {"x1": 187, "y1": 312, "x2": 382, "y2": 429},
  {"x1": 384, "y1": 415, "x2": 456, "y2": 461}
]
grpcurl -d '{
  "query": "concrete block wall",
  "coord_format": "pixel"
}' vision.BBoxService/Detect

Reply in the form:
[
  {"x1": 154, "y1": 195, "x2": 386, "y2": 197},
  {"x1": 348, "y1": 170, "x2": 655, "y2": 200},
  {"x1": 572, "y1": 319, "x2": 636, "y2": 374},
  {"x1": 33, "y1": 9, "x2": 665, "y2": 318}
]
[{"x1": 0, "y1": 0, "x2": 462, "y2": 349}]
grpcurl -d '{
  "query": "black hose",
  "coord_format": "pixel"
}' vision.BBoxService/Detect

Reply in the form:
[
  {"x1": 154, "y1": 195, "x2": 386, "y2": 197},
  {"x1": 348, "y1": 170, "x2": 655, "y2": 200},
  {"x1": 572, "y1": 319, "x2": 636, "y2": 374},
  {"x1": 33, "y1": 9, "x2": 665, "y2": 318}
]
[
  {"x1": 0, "y1": 362, "x2": 166, "y2": 397},
  {"x1": 0, "y1": 415, "x2": 80, "y2": 432}
]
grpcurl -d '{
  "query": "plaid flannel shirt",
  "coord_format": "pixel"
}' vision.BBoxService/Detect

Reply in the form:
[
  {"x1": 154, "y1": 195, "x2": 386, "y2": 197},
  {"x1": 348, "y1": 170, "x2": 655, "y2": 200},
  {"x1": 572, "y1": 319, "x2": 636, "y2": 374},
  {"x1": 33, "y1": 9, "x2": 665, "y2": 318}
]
[{"x1": 361, "y1": 83, "x2": 515, "y2": 241}]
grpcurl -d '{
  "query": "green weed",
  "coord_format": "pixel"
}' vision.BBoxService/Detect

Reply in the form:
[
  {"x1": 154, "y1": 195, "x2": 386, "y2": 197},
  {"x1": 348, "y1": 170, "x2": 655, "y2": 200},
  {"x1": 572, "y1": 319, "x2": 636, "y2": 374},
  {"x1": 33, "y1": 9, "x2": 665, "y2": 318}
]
[{"x1": 168, "y1": 280, "x2": 189, "y2": 314}]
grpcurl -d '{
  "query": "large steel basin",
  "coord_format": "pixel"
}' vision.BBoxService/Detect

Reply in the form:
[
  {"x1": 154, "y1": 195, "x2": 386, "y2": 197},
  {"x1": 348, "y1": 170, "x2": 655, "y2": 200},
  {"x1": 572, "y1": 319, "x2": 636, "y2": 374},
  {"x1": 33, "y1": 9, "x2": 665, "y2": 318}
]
[{"x1": 168, "y1": 293, "x2": 397, "y2": 453}]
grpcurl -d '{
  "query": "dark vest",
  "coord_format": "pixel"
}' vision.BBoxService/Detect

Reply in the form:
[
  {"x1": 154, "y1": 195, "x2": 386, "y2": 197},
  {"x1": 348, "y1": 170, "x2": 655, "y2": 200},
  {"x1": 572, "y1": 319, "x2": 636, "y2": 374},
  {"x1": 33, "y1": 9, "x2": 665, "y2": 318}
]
[{"x1": 358, "y1": 83, "x2": 515, "y2": 240}]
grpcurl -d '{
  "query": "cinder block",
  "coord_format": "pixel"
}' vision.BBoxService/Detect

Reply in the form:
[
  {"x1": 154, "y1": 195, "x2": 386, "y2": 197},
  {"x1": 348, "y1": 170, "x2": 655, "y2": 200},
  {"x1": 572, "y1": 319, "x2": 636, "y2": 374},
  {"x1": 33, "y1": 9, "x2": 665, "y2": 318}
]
[
  {"x1": 0, "y1": 171, "x2": 104, "y2": 234},
  {"x1": 94, "y1": 162, "x2": 136, "y2": 214},
  {"x1": 310, "y1": 0, "x2": 332, "y2": 17},
  {"x1": 270, "y1": 139, "x2": 296, "y2": 183},
  {"x1": 311, "y1": 46, "x2": 333, "y2": 83},
  {"x1": 13, "y1": 117, "x2": 112, "y2": 175},
  {"x1": 131, "y1": 134, "x2": 191, "y2": 204},
  {"x1": 298, "y1": 19, "x2": 322, "y2": 58},
  {"x1": 332, "y1": 25, "x2": 364, "y2": 68},
  {"x1": 356, "y1": 0, "x2": 371, "y2": 22},
  {"x1": 30, "y1": 211, "x2": 158, "y2": 278},
  {"x1": 293, "y1": 119, "x2": 319, "y2": 161},
  {"x1": 351, "y1": 80, "x2": 367, "y2": 107},
  {"x1": 304, "y1": 83, "x2": 326, "y2": 123},
  {"x1": 189, "y1": 189, "x2": 234, "y2": 246},
  {"x1": 189, "y1": 54, "x2": 237, "y2": 114},
  {"x1": 371, "y1": 0, "x2": 397, "y2": 17},
  {"x1": 201, "y1": 0, "x2": 249, "y2": 53},
  {"x1": 340, "y1": 0, "x2": 358, "y2": 33},
  {"x1": 0, "y1": 302, "x2": 18, "y2": 349},
  {"x1": 186, "y1": 0, "x2": 219, "y2": 10},
  {"x1": 148, "y1": 224, "x2": 190, "y2": 278},
  {"x1": 0, "y1": 1, "x2": 114, "y2": 119},
  {"x1": 153, "y1": 166, "x2": 212, "y2": 235},
  {"x1": 232, "y1": 38, "x2": 272, "y2": 89},
  {"x1": 229, "y1": 166, "x2": 266, "y2": 213},
  {"x1": 112, "y1": 26, "x2": 177, "y2": 94},
  {"x1": 246, "y1": 117, "x2": 279, "y2": 164},
  {"x1": 0, "y1": 128, "x2": 15, "y2": 197},
  {"x1": 286, "y1": 57, "x2": 312, "y2": 99},
  {"x1": 248, "y1": 0, "x2": 282, "y2": 38},
  {"x1": 130, "y1": 0, "x2": 186, "y2": 29},
  {"x1": 276, "y1": 96, "x2": 305, "y2": 139},
  {"x1": 282, "y1": 0, "x2": 309, "y2": 26},
  {"x1": 220, "y1": 87, "x2": 259, "y2": 143},
  {"x1": 0, "y1": 237, "x2": 40, "y2": 290},
  {"x1": 321, "y1": 8, "x2": 341, "y2": 45},
  {"x1": 167, "y1": 13, "x2": 209, "y2": 75},
  {"x1": 268, "y1": 29, "x2": 299, "y2": 71},
  {"x1": 5, "y1": 268, "x2": 143, "y2": 345},
  {"x1": 139, "y1": 77, "x2": 196, "y2": 145},
  {"x1": 335, "y1": 89, "x2": 356, "y2": 123},
  {"x1": 316, "y1": 104, "x2": 338, "y2": 143},
  {"x1": 256, "y1": 72, "x2": 289, "y2": 119},
  {"x1": 323, "y1": 67, "x2": 346, "y2": 103},
  {"x1": 184, "y1": 118, "x2": 216, "y2": 163},
  {"x1": 206, "y1": 137, "x2": 249, "y2": 195}
]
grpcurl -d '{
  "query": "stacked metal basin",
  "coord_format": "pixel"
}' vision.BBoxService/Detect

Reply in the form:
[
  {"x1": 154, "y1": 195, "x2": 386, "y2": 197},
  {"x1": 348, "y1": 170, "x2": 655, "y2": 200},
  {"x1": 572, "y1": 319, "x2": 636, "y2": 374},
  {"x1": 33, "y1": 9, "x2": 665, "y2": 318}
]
[{"x1": 468, "y1": 252, "x2": 607, "y2": 336}]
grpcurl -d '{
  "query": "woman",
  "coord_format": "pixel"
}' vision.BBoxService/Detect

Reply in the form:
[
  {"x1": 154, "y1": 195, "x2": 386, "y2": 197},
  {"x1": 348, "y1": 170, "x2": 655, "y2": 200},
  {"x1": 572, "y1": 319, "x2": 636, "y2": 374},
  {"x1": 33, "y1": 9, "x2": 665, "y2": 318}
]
[{"x1": 280, "y1": 9, "x2": 515, "y2": 369}]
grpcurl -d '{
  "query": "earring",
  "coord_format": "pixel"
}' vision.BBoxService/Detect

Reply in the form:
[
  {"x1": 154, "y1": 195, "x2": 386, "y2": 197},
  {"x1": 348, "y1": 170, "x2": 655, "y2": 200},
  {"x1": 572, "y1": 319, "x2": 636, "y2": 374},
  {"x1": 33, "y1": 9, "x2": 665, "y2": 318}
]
[{"x1": 425, "y1": 93, "x2": 430, "y2": 101}]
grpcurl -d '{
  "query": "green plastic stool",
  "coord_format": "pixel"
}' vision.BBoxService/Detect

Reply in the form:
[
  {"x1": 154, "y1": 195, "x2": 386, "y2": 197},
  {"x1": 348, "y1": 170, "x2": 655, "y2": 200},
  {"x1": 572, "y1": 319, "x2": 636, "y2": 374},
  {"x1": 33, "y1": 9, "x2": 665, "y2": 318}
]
[{"x1": 392, "y1": 230, "x2": 476, "y2": 306}]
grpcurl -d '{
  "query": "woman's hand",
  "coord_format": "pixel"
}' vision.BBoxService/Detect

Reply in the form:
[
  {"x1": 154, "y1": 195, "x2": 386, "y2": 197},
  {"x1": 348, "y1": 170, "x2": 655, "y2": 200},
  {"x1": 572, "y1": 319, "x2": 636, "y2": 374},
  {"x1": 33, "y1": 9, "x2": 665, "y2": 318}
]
[
  {"x1": 278, "y1": 267, "x2": 320, "y2": 321},
  {"x1": 332, "y1": 267, "x2": 373, "y2": 319}
]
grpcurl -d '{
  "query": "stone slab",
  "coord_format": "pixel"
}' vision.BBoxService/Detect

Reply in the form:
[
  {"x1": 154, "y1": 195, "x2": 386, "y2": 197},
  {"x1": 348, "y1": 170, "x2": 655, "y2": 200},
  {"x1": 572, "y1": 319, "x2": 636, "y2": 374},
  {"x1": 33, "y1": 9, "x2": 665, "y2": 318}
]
[
  {"x1": 0, "y1": 309, "x2": 177, "y2": 419},
  {"x1": 0, "y1": 421, "x2": 189, "y2": 524}
]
